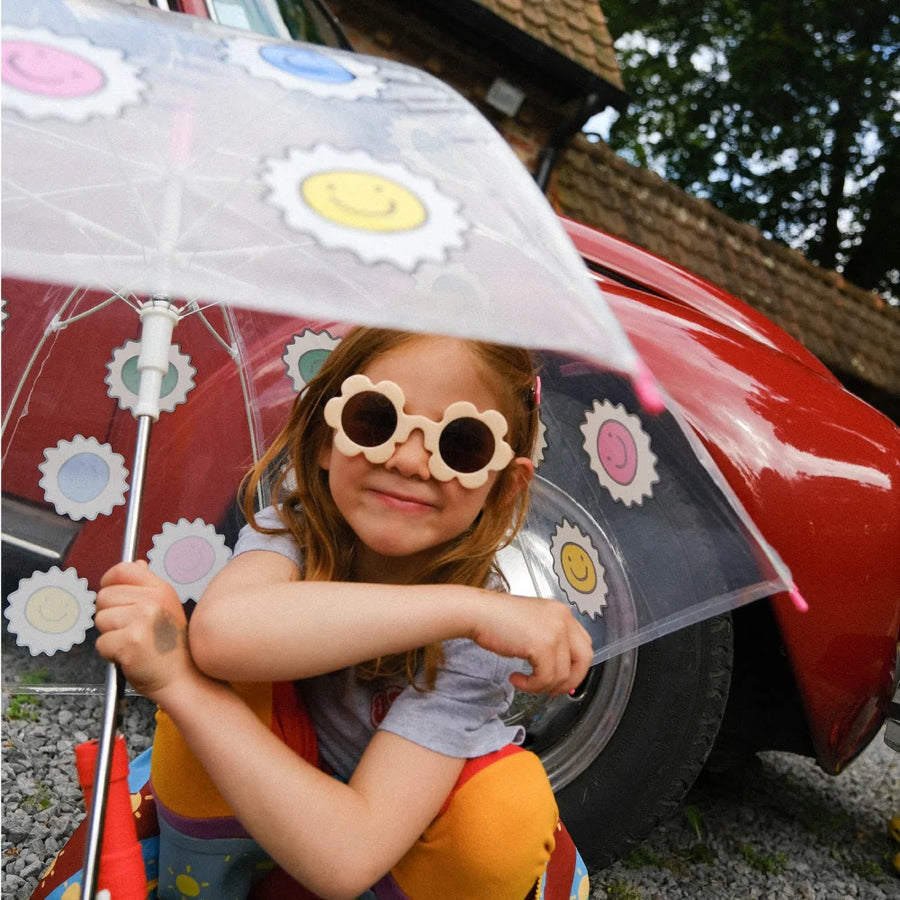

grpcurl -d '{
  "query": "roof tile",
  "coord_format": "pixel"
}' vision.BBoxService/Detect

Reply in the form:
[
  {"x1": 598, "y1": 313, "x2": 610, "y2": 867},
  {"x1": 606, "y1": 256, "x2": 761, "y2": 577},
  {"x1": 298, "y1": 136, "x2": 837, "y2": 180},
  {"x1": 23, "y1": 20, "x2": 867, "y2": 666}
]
[{"x1": 476, "y1": 0, "x2": 623, "y2": 88}]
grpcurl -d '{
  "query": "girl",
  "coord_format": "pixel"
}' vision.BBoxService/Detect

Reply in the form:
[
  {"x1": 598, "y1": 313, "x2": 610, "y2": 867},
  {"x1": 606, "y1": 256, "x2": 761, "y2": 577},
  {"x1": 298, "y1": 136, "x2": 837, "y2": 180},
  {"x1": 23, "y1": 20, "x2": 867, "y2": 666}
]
[{"x1": 95, "y1": 327, "x2": 593, "y2": 900}]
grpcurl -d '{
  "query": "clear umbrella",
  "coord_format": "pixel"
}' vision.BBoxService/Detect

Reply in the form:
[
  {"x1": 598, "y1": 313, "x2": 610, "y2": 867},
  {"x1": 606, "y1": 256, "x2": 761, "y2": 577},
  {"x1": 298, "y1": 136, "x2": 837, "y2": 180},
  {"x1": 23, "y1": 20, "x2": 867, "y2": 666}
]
[{"x1": 2, "y1": 0, "x2": 799, "y2": 895}]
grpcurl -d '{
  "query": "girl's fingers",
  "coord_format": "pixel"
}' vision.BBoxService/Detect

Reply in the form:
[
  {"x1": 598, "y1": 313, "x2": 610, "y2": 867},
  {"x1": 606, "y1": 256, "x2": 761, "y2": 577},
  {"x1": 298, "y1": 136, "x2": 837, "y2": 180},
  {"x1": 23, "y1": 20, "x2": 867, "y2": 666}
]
[
  {"x1": 510, "y1": 617, "x2": 593, "y2": 696},
  {"x1": 99, "y1": 559, "x2": 152, "y2": 589}
]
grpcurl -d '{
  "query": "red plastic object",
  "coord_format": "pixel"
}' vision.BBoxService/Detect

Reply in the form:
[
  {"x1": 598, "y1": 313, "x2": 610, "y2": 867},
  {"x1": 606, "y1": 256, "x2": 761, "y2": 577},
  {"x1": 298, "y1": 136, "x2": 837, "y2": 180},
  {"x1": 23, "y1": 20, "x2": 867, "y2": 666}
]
[{"x1": 74, "y1": 737, "x2": 146, "y2": 900}]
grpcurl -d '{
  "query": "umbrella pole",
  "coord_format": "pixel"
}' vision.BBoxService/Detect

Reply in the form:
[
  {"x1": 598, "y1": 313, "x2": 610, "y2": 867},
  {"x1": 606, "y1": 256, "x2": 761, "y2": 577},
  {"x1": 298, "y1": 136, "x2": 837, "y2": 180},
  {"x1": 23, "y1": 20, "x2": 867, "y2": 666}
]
[
  {"x1": 80, "y1": 300, "x2": 180, "y2": 899},
  {"x1": 80, "y1": 414, "x2": 152, "y2": 900}
]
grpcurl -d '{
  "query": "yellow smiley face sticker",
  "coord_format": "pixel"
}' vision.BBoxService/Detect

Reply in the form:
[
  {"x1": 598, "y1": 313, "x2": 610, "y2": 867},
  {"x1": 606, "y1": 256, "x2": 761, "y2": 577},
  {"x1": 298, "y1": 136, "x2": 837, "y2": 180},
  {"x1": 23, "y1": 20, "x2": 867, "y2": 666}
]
[
  {"x1": 301, "y1": 170, "x2": 427, "y2": 233},
  {"x1": 264, "y1": 145, "x2": 468, "y2": 271},
  {"x1": 551, "y1": 519, "x2": 608, "y2": 620},
  {"x1": 5, "y1": 567, "x2": 96, "y2": 656},
  {"x1": 25, "y1": 586, "x2": 80, "y2": 634},
  {"x1": 560, "y1": 541, "x2": 597, "y2": 594}
]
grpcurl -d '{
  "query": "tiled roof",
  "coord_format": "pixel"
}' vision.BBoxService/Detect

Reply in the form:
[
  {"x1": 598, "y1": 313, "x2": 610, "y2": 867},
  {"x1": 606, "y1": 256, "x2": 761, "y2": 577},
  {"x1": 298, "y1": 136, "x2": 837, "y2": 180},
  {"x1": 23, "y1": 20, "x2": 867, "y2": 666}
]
[
  {"x1": 475, "y1": 0, "x2": 624, "y2": 89},
  {"x1": 554, "y1": 136, "x2": 900, "y2": 398}
]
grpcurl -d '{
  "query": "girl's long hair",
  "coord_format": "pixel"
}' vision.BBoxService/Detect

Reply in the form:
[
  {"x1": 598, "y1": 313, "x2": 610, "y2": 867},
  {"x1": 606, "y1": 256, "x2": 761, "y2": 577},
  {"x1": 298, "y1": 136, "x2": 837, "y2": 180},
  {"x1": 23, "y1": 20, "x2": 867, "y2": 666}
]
[{"x1": 240, "y1": 327, "x2": 539, "y2": 688}]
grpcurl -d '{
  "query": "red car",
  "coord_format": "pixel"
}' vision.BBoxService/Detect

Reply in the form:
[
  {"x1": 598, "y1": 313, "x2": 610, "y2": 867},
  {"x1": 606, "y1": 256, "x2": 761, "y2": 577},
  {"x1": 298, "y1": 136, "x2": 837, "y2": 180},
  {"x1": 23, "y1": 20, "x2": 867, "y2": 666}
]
[{"x1": 4, "y1": 212, "x2": 897, "y2": 866}]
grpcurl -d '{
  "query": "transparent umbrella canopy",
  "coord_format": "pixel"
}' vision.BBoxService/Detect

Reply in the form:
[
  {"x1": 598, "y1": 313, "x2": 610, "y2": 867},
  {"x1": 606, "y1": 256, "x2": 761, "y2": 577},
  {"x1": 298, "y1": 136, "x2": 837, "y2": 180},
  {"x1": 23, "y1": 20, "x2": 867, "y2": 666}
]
[
  {"x1": 1, "y1": 0, "x2": 795, "y2": 664},
  {"x1": 2, "y1": 0, "x2": 798, "y2": 894}
]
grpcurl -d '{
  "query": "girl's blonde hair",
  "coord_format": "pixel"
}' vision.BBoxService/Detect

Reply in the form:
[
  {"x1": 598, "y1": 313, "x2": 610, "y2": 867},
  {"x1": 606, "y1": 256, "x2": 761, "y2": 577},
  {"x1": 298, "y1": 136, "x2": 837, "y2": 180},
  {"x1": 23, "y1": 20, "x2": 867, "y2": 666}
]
[{"x1": 240, "y1": 327, "x2": 539, "y2": 688}]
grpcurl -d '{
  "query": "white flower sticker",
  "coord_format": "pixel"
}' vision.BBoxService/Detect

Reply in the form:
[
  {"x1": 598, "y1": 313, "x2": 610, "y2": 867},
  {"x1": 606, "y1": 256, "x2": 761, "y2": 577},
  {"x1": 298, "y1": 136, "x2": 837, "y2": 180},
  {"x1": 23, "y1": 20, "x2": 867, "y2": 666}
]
[
  {"x1": 580, "y1": 400, "x2": 659, "y2": 506},
  {"x1": 148, "y1": 519, "x2": 232, "y2": 604},
  {"x1": 105, "y1": 340, "x2": 196, "y2": 414},
  {"x1": 2, "y1": 27, "x2": 146, "y2": 122},
  {"x1": 223, "y1": 37, "x2": 384, "y2": 99},
  {"x1": 282, "y1": 328, "x2": 341, "y2": 393},
  {"x1": 532, "y1": 412, "x2": 548, "y2": 467},
  {"x1": 550, "y1": 519, "x2": 608, "y2": 620},
  {"x1": 5, "y1": 567, "x2": 96, "y2": 656},
  {"x1": 39, "y1": 436, "x2": 129, "y2": 521},
  {"x1": 262, "y1": 145, "x2": 469, "y2": 272}
]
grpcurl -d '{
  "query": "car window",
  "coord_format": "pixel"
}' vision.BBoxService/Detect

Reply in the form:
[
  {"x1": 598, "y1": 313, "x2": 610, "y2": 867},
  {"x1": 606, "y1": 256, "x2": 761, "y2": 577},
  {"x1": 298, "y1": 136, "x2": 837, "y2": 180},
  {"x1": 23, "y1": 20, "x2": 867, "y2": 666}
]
[{"x1": 197, "y1": 0, "x2": 350, "y2": 47}]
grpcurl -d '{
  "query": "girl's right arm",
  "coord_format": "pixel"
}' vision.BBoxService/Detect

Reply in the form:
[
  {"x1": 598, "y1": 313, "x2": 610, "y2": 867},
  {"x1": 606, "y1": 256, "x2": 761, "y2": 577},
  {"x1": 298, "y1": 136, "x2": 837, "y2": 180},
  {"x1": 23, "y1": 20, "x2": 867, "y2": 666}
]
[
  {"x1": 189, "y1": 550, "x2": 592, "y2": 696},
  {"x1": 93, "y1": 562, "x2": 468, "y2": 899}
]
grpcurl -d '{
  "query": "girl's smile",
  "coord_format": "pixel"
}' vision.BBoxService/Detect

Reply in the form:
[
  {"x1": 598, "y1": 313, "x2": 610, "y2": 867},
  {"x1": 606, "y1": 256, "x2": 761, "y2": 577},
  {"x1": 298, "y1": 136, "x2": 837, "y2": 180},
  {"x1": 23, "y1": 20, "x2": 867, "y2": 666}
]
[{"x1": 366, "y1": 482, "x2": 439, "y2": 512}]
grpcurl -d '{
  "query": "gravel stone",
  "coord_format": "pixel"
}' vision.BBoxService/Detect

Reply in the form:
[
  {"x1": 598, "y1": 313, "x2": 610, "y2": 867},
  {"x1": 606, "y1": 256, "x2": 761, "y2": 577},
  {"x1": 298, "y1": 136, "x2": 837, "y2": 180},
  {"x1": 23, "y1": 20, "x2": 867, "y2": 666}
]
[{"x1": 3, "y1": 663, "x2": 898, "y2": 900}]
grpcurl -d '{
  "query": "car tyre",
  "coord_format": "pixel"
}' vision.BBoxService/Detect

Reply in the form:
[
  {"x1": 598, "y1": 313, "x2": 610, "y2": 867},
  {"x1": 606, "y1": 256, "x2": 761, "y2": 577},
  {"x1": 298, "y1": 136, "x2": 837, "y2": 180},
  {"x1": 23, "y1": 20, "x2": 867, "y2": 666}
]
[{"x1": 511, "y1": 613, "x2": 733, "y2": 868}]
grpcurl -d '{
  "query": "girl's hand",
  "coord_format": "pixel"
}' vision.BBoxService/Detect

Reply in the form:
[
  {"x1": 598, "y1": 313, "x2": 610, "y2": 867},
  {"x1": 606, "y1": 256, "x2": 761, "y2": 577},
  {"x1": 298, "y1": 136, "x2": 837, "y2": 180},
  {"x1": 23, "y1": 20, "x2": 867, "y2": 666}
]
[
  {"x1": 94, "y1": 561, "x2": 195, "y2": 700},
  {"x1": 470, "y1": 592, "x2": 594, "y2": 696}
]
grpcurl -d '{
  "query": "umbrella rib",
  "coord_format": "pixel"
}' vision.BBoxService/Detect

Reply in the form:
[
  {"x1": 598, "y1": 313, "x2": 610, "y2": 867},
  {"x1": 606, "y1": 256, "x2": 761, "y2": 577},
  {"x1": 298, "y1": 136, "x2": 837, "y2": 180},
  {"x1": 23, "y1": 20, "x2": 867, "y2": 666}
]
[
  {"x1": 222, "y1": 308, "x2": 266, "y2": 474},
  {"x1": 190, "y1": 303, "x2": 240, "y2": 358},
  {"x1": 51, "y1": 291, "x2": 137, "y2": 327},
  {"x1": 4, "y1": 183, "x2": 148, "y2": 256},
  {"x1": 1, "y1": 286, "x2": 81, "y2": 449}
]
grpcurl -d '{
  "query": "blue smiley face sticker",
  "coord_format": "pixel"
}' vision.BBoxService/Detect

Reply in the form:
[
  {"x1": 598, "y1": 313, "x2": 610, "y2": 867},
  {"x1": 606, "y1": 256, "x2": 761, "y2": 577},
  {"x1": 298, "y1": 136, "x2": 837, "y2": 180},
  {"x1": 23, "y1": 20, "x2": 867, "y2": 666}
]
[
  {"x1": 259, "y1": 46, "x2": 355, "y2": 85},
  {"x1": 226, "y1": 38, "x2": 385, "y2": 99}
]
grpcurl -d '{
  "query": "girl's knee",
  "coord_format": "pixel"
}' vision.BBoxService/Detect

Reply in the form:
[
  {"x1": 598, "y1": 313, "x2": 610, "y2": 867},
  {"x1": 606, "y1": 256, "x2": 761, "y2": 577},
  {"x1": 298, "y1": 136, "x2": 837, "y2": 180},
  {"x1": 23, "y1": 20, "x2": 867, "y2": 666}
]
[{"x1": 392, "y1": 748, "x2": 558, "y2": 900}]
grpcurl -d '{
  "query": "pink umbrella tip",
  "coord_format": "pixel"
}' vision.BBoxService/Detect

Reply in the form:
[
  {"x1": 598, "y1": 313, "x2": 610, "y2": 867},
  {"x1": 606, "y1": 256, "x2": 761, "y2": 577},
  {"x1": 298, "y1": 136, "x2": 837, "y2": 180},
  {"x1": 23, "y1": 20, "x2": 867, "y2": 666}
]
[
  {"x1": 633, "y1": 361, "x2": 665, "y2": 414},
  {"x1": 789, "y1": 587, "x2": 809, "y2": 612}
]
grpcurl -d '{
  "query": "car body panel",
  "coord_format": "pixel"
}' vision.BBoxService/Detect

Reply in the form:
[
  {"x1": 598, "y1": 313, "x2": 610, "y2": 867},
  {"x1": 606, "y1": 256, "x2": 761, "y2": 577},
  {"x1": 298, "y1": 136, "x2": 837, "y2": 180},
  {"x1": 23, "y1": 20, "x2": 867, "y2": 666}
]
[{"x1": 571, "y1": 229, "x2": 899, "y2": 772}]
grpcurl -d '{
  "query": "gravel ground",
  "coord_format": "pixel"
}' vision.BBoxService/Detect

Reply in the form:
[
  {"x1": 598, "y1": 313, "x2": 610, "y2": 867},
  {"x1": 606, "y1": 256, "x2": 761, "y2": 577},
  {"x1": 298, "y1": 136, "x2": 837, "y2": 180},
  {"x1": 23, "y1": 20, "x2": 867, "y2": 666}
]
[
  {"x1": 590, "y1": 733, "x2": 899, "y2": 899},
  {"x1": 3, "y1": 667, "x2": 898, "y2": 900}
]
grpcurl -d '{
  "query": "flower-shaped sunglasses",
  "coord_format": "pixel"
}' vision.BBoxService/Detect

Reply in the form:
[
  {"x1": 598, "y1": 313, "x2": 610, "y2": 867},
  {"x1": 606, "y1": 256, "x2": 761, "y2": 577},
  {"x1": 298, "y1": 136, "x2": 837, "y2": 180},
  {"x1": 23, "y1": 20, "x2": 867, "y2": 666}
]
[{"x1": 323, "y1": 374, "x2": 514, "y2": 488}]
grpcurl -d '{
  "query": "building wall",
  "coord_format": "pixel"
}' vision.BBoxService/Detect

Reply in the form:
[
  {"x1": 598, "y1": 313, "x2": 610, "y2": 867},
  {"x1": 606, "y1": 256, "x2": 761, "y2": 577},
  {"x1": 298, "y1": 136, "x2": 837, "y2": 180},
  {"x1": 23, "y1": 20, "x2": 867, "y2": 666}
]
[{"x1": 328, "y1": 0, "x2": 575, "y2": 173}]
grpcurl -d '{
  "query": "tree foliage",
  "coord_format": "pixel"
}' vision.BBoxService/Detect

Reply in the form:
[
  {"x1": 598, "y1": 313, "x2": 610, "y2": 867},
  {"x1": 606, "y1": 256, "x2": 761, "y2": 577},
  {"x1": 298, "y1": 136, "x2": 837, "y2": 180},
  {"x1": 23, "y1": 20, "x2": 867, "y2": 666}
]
[{"x1": 596, "y1": 0, "x2": 899, "y2": 299}]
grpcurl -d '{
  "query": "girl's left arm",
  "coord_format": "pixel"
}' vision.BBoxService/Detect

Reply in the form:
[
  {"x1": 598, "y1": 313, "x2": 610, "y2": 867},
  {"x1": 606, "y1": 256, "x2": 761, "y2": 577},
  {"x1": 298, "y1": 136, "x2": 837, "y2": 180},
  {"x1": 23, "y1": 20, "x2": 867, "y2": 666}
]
[{"x1": 191, "y1": 550, "x2": 592, "y2": 697}]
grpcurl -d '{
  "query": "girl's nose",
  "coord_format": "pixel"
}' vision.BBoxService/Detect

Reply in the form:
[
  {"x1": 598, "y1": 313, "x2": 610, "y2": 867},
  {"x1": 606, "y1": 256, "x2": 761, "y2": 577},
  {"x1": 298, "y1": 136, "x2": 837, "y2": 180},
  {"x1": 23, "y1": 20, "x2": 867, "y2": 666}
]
[{"x1": 384, "y1": 428, "x2": 432, "y2": 480}]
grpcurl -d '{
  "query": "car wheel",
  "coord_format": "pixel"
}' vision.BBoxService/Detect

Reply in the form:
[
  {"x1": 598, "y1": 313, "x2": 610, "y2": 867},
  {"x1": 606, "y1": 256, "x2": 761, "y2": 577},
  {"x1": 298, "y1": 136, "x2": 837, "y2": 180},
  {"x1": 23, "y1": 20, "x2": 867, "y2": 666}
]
[{"x1": 505, "y1": 612, "x2": 733, "y2": 867}]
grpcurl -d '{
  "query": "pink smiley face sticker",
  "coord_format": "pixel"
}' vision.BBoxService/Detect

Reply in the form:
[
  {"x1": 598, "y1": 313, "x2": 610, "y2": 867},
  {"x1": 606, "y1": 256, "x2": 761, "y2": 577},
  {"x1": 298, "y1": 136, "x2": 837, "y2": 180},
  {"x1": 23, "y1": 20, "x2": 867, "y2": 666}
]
[
  {"x1": 2, "y1": 40, "x2": 105, "y2": 98},
  {"x1": 162, "y1": 536, "x2": 217, "y2": 586},
  {"x1": 581, "y1": 399, "x2": 658, "y2": 506},
  {"x1": 596, "y1": 418, "x2": 638, "y2": 485}
]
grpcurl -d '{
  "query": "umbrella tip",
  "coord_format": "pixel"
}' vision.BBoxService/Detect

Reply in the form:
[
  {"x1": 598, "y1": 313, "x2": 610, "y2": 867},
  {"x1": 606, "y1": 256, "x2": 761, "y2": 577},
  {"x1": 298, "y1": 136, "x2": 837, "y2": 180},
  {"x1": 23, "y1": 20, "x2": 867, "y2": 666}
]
[
  {"x1": 633, "y1": 361, "x2": 665, "y2": 414},
  {"x1": 789, "y1": 586, "x2": 809, "y2": 612}
]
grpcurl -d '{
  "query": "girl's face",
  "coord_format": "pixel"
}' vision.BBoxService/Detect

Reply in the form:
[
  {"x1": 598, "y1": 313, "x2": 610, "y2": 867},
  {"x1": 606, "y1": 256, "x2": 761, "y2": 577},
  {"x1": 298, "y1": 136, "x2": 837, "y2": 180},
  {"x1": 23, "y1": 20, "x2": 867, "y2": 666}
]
[{"x1": 319, "y1": 336, "x2": 532, "y2": 583}]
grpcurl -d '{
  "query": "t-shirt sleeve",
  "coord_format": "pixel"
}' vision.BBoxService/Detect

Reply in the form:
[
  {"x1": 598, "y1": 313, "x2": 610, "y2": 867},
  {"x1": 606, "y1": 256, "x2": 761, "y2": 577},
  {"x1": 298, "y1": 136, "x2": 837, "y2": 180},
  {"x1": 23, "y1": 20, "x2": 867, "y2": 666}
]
[
  {"x1": 378, "y1": 638, "x2": 526, "y2": 758},
  {"x1": 232, "y1": 505, "x2": 302, "y2": 568}
]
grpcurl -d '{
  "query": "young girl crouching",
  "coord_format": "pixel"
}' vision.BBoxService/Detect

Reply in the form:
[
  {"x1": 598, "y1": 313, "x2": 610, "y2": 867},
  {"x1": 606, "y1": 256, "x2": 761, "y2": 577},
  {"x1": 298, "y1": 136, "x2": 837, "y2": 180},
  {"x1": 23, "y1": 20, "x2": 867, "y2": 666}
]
[{"x1": 95, "y1": 327, "x2": 593, "y2": 900}]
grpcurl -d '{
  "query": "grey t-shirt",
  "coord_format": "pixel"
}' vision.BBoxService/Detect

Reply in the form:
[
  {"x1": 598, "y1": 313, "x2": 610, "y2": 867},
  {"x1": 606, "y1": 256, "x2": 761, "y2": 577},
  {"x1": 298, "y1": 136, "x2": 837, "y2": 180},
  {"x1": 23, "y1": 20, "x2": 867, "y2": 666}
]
[{"x1": 232, "y1": 506, "x2": 525, "y2": 780}]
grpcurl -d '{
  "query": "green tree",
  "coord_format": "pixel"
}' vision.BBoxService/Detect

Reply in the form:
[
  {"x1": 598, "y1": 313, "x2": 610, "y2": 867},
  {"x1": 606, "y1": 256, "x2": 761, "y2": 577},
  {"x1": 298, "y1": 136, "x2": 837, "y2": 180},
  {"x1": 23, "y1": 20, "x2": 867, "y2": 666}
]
[{"x1": 595, "y1": 0, "x2": 899, "y2": 300}]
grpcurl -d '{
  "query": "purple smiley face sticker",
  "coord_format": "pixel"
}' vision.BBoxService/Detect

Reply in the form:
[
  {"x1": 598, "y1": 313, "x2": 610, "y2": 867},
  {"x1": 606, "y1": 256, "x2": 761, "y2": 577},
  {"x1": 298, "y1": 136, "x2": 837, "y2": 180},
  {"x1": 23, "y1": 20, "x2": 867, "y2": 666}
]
[
  {"x1": 581, "y1": 399, "x2": 659, "y2": 506},
  {"x1": 595, "y1": 418, "x2": 639, "y2": 486}
]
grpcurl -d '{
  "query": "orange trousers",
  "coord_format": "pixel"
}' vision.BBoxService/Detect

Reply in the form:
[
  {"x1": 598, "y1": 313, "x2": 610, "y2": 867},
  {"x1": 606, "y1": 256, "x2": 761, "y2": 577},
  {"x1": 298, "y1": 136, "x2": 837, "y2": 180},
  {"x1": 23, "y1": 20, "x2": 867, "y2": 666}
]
[{"x1": 151, "y1": 682, "x2": 561, "y2": 900}]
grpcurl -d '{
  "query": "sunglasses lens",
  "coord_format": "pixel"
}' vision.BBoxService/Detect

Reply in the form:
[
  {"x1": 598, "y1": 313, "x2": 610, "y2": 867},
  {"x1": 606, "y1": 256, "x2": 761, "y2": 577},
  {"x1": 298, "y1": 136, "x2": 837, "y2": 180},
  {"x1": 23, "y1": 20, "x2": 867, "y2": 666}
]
[
  {"x1": 439, "y1": 417, "x2": 496, "y2": 474},
  {"x1": 342, "y1": 391, "x2": 398, "y2": 447}
]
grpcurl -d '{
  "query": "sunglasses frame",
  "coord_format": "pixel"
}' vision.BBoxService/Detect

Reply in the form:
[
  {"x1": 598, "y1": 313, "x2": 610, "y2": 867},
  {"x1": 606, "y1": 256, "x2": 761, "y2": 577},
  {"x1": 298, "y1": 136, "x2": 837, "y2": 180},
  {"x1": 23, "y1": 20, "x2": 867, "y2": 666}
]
[{"x1": 323, "y1": 374, "x2": 514, "y2": 488}]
